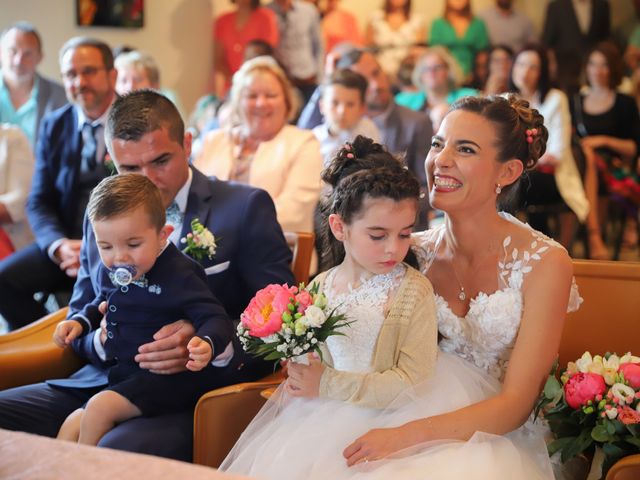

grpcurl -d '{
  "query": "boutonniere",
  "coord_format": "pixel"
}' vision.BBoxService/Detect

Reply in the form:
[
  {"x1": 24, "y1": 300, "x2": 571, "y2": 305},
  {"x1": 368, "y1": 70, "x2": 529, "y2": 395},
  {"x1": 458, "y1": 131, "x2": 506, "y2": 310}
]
[
  {"x1": 181, "y1": 218, "x2": 217, "y2": 261},
  {"x1": 104, "y1": 154, "x2": 117, "y2": 175}
]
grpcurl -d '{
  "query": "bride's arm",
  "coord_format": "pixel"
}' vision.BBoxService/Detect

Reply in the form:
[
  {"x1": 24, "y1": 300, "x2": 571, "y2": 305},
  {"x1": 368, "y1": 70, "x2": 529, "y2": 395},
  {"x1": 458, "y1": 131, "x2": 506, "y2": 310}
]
[{"x1": 343, "y1": 247, "x2": 573, "y2": 465}]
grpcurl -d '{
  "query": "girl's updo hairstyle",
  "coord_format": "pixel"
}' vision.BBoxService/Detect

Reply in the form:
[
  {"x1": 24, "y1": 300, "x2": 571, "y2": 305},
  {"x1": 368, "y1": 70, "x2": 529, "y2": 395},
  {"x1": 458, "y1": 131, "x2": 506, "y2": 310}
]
[
  {"x1": 320, "y1": 135, "x2": 421, "y2": 267},
  {"x1": 448, "y1": 94, "x2": 548, "y2": 206}
]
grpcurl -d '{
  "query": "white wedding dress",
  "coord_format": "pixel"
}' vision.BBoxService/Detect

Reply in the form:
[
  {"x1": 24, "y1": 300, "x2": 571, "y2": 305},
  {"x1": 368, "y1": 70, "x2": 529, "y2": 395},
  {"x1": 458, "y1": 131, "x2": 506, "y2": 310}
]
[{"x1": 221, "y1": 214, "x2": 581, "y2": 480}]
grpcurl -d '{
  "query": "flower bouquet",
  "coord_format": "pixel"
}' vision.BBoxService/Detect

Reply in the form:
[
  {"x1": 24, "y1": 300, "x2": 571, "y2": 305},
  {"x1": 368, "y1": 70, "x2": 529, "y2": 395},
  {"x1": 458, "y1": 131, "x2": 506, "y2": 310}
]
[
  {"x1": 535, "y1": 352, "x2": 640, "y2": 477},
  {"x1": 181, "y1": 218, "x2": 217, "y2": 261},
  {"x1": 237, "y1": 282, "x2": 351, "y2": 364}
]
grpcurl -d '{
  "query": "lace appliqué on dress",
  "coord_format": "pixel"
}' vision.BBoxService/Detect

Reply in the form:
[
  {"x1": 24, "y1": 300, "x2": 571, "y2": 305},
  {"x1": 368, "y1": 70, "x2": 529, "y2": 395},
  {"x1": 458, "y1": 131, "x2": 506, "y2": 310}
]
[
  {"x1": 323, "y1": 265, "x2": 406, "y2": 374},
  {"x1": 413, "y1": 214, "x2": 582, "y2": 381}
]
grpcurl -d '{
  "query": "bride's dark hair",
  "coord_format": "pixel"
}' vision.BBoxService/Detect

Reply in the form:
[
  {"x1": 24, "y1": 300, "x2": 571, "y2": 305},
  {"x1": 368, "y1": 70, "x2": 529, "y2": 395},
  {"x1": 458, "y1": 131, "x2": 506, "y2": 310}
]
[
  {"x1": 320, "y1": 135, "x2": 420, "y2": 268},
  {"x1": 448, "y1": 94, "x2": 548, "y2": 209}
]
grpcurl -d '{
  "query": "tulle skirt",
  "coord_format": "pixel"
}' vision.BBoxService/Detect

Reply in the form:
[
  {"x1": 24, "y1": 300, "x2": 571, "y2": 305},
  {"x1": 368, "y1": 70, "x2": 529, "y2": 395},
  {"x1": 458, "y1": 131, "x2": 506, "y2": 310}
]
[{"x1": 220, "y1": 352, "x2": 554, "y2": 480}]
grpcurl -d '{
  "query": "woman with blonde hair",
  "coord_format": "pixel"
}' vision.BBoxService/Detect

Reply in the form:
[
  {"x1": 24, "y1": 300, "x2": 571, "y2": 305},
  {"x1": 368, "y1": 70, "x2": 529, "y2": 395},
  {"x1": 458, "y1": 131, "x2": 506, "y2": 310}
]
[
  {"x1": 195, "y1": 56, "x2": 323, "y2": 240},
  {"x1": 395, "y1": 46, "x2": 477, "y2": 114}
]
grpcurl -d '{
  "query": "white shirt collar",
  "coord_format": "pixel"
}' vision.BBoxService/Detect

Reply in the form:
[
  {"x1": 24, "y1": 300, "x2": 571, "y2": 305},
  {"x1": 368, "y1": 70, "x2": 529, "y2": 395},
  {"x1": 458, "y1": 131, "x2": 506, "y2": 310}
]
[
  {"x1": 173, "y1": 167, "x2": 193, "y2": 215},
  {"x1": 76, "y1": 105, "x2": 110, "y2": 130}
]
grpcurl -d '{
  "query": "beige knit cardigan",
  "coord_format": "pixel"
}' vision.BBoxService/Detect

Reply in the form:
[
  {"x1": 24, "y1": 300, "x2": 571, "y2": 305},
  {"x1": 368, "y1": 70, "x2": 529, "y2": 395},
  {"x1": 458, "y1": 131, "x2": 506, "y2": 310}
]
[{"x1": 313, "y1": 265, "x2": 438, "y2": 409}]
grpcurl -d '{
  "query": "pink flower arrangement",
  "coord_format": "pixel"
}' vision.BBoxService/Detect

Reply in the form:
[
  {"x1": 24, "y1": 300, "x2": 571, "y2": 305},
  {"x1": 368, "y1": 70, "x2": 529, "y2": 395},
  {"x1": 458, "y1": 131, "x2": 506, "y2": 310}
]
[
  {"x1": 564, "y1": 372, "x2": 607, "y2": 409},
  {"x1": 620, "y1": 363, "x2": 640, "y2": 389},
  {"x1": 536, "y1": 352, "x2": 640, "y2": 476},
  {"x1": 237, "y1": 282, "x2": 351, "y2": 362},
  {"x1": 241, "y1": 284, "x2": 296, "y2": 337}
]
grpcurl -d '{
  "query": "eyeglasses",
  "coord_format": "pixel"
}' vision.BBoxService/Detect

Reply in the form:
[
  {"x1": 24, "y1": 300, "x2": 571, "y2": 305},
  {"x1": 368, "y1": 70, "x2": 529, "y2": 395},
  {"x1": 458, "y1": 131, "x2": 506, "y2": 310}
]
[
  {"x1": 422, "y1": 64, "x2": 448, "y2": 74},
  {"x1": 61, "y1": 66, "x2": 106, "y2": 81}
]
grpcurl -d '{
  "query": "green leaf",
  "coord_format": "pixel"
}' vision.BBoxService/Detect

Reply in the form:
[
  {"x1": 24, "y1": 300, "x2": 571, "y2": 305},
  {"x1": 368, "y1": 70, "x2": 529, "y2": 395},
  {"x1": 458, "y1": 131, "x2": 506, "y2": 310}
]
[
  {"x1": 562, "y1": 428, "x2": 593, "y2": 463},
  {"x1": 544, "y1": 375, "x2": 562, "y2": 400},
  {"x1": 547, "y1": 436, "x2": 575, "y2": 456},
  {"x1": 592, "y1": 424, "x2": 612, "y2": 443},
  {"x1": 625, "y1": 435, "x2": 640, "y2": 449}
]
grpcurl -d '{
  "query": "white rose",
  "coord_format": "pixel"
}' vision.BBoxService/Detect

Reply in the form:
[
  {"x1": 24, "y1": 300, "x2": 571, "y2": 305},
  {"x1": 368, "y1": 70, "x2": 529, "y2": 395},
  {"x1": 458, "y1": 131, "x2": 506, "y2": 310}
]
[
  {"x1": 606, "y1": 407, "x2": 618, "y2": 419},
  {"x1": 611, "y1": 383, "x2": 636, "y2": 405},
  {"x1": 302, "y1": 305, "x2": 326, "y2": 328},
  {"x1": 261, "y1": 334, "x2": 279, "y2": 343}
]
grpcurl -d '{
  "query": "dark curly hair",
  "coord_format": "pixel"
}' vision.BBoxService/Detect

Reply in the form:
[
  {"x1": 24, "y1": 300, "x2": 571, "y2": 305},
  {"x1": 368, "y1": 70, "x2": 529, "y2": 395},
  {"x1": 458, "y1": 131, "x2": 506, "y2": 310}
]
[{"x1": 320, "y1": 135, "x2": 420, "y2": 267}]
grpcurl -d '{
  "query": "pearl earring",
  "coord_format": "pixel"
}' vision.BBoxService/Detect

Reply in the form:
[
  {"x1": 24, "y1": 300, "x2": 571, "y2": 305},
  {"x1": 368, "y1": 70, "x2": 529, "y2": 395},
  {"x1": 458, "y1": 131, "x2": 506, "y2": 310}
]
[{"x1": 495, "y1": 184, "x2": 502, "y2": 194}]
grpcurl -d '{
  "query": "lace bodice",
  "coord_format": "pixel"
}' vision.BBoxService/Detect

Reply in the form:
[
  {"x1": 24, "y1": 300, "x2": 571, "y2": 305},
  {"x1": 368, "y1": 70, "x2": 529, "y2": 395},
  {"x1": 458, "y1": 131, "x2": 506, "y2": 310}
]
[
  {"x1": 413, "y1": 213, "x2": 581, "y2": 381},
  {"x1": 322, "y1": 264, "x2": 406, "y2": 373}
]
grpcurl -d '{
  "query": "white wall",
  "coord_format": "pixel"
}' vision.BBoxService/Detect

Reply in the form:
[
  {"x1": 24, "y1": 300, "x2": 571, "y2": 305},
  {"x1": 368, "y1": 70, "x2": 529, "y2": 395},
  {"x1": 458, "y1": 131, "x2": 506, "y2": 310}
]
[
  {"x1": 2, "y1": 0, "x2": 216, "y2": 117},
  {"x1": 2, "y1": 0, "x2": 635, "y2": 116}
]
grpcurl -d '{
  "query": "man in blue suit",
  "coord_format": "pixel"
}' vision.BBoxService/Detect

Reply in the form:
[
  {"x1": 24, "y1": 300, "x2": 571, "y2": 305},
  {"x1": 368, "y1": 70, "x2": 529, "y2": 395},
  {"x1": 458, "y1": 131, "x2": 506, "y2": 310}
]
[
  {"x1": 0, "y1": 90, "x2": 295, "y2": 461},
  {"x1": 0, "y1": 36, "x2": 116, "y2": 330}
]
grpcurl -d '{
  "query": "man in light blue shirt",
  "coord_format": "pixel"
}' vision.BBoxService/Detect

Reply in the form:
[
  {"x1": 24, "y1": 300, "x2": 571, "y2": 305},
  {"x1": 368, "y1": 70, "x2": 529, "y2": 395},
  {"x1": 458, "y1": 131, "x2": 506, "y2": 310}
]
[
  {"x1": 0, "y1": 22, "x2": 67, "y2": 146},
  {"x1": 268, "y1": 0, "x2": 323, "y2": 104}
]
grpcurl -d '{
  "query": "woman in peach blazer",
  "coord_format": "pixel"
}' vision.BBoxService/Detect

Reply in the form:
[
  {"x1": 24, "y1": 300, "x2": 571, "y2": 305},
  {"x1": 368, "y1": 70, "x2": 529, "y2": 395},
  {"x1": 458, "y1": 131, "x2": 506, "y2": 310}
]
[{"x1": 194, "y1": 56, "x2": 322, "y2": 238}]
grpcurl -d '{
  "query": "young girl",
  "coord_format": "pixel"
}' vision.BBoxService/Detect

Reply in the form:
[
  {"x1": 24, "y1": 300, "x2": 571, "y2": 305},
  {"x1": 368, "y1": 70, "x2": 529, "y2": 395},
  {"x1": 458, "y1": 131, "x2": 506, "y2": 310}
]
[{"x1": 221, "y1": 135, "x2": 438, "y2": 478}]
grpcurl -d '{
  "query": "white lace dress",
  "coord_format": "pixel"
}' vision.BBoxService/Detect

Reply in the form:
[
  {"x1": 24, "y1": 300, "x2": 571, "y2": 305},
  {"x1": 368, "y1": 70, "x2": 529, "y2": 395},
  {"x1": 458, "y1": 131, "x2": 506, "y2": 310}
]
[
  {"x1": 222, "y1": 215, "x2": 581, "y2": 479},
  {"x1": 221, "y1": 265, "x2": 413, "y2": 479}
]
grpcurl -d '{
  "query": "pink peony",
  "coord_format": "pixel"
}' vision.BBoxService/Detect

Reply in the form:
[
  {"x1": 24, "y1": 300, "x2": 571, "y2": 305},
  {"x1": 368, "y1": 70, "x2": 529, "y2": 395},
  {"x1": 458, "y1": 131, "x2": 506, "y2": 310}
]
[
  {"x1": 617, "y1": 405, "x2": 640, "y2": 425},
  {"x1": 241, "y1": 284, "x2": 293, "y2": 337},
  {"x1": 295, "y1": 290, "x2": 313, "y2": 313},
  {"x1": 620, "y1": 363, "x2": 640, "y2": 389},
  {"x1": 564, "y1": 372, "x2": 607, "y2": 409}
]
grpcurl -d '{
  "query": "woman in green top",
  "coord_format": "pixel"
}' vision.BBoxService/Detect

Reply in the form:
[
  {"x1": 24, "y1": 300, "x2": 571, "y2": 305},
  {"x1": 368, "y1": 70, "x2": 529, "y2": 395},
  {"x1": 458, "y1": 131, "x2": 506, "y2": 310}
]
[
  {"x1": 428, "y1": 0, "x2": 489, "y2": 81},
  {"x1": 395, "y1": 46, "x2": 477, "y2": 114}
]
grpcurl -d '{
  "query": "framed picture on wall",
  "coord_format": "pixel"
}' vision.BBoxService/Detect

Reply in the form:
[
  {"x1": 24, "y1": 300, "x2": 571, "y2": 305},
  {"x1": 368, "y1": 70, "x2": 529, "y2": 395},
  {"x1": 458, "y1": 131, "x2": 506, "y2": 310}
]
[{"x1": 77, "y1": 0, "x2": 144, "y2": 28}]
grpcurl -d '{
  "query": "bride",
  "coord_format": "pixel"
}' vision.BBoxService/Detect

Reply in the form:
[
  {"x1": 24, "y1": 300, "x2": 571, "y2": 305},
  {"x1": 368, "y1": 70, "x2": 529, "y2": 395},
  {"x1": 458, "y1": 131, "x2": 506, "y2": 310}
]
[{"x1": 223, "y1": 95, "x2": 580, "y2": 479}]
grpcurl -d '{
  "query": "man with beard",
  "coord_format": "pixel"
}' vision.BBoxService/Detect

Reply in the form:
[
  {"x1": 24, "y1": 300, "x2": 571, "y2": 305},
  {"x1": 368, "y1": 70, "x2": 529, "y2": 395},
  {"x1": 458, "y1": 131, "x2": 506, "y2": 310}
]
[
  {"x1": 298, "y1": 47, "x2": 432, "y2": 229},
  {"x1": 0, "y1": 37, "x2": 115, "y2": 330}
]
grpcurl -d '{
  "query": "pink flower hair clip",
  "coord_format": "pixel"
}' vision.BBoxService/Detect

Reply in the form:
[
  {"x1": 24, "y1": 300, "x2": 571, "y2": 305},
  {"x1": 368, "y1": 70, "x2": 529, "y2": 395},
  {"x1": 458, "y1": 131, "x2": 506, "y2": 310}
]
[
  {"x1": 525, "y1": 128, "x2": 538, "y2": 144},
  {"x1": 344, "y1": 143, "x2": 354, "y2": 159}
]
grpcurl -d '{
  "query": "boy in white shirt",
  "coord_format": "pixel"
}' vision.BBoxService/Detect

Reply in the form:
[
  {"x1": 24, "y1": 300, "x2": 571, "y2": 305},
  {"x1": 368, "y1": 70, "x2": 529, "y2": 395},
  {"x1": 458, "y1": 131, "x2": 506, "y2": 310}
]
[{"x1": 312, "y1": 69, "x2": 380, "y2": 166}]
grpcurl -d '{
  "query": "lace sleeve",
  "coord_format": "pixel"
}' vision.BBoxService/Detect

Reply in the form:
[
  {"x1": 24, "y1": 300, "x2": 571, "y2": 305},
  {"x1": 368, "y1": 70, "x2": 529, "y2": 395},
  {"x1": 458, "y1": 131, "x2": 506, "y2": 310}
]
[{"x1": 411, "y1": 226, "x2": 445, "y2": 275}]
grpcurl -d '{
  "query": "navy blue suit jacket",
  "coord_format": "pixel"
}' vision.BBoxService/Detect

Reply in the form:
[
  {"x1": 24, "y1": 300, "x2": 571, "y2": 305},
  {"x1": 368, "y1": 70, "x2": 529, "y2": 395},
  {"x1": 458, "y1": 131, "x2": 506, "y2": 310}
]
[
  {"x1": 26, "y1": 104, "x2": 85, "y2": 252},
  {"x1": 51, "y1": 167, "x2": 294, "y2": 389},
  {"x1": 77, "y1": 243, "x2": 233, "y2": 383}
]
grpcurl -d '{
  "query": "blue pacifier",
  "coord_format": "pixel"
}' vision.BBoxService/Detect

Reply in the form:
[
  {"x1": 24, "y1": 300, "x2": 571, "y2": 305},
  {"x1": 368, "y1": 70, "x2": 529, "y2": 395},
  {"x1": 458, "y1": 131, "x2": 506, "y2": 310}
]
[{"x1": 111, "y1": 264, "x2": 137, "y2": 286}]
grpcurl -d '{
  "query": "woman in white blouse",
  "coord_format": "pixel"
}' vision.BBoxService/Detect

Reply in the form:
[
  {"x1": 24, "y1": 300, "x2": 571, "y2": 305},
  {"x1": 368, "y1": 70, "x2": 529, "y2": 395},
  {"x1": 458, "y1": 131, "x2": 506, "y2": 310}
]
[
  {"x1": 508, "y1": 44, "x2": 589, "y2": 249},
  {"x1": 0, "y1": 124, "x2": 34, "y2": 258}
]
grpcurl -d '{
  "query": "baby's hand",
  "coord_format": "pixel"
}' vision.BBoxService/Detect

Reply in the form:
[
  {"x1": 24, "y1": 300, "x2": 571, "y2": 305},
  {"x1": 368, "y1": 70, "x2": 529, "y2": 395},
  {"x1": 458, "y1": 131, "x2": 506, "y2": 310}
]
[
  {"x1": 53, "y1": 320, "x2": 83, "y2": 348},
  {"x1": 186, "y1": 336, "x2": 212, "y2": 371}
]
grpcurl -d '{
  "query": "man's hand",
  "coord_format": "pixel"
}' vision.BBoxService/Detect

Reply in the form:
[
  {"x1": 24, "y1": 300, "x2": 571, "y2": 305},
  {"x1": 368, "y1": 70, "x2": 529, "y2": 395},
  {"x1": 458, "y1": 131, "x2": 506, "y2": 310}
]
[
  {"x1": 186, "y1": 337, "x2": 213, "y2": 371},
  {"x1": 54, "y1": 239, "x2": 82, "y2": 277},
  {"x1": 135, "y1": 319, "x2": 195, "y2": 374},
  {"x1": 53, "y1": 320, "x2": 83, "y2": 348}
]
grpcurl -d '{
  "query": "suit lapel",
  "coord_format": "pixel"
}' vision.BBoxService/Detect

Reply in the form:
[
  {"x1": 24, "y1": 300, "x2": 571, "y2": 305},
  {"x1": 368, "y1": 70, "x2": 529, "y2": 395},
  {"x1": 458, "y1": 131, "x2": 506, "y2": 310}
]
[{"x1": 62, "y1": 107, "x2": 81, "y2": 199}]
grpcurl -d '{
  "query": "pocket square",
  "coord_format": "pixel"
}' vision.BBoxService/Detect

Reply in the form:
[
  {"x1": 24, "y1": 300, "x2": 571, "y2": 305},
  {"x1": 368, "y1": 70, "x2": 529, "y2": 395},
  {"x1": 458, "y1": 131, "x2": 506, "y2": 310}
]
[{"x1": 205, "y1": 261, "x2": 230, "y2": 275}]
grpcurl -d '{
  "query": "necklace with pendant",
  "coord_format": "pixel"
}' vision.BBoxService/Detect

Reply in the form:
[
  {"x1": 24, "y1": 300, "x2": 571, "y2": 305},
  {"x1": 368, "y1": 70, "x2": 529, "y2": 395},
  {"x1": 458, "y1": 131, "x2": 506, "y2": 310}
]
[{"x1": 450, "y1": 260, "x2": 467, "y2": 302}]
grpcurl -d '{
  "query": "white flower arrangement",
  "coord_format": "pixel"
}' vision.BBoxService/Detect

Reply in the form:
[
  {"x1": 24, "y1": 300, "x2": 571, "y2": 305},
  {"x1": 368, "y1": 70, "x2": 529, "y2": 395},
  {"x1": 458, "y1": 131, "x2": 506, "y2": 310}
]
[{"x1": 181, "y1": 218, "x2": 217, "y2": 261}]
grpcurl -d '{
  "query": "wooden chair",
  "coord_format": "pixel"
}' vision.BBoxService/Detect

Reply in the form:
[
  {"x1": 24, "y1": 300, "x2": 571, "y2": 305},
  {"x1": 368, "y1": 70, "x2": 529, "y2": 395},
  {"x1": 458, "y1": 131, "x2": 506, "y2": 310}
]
[
  {"x1": 559, "y1": 260, "x2": 640, "y2": 367},
  {"x1": 0, "y1": 307, "x2": 83, "y2": 391},
  {"x1": 284, "y1": 231, "x2": 315, "y2": 285},
  {"x1": 558, "y1": 260, "x2": 640, "y2": 480}
]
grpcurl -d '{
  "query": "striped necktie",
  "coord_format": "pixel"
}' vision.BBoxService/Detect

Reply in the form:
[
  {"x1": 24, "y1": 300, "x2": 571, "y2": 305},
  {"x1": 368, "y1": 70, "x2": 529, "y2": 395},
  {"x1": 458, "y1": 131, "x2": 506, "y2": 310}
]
[{"x1": 81, "y1": 123, "x2": 98, "y2": 170}]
